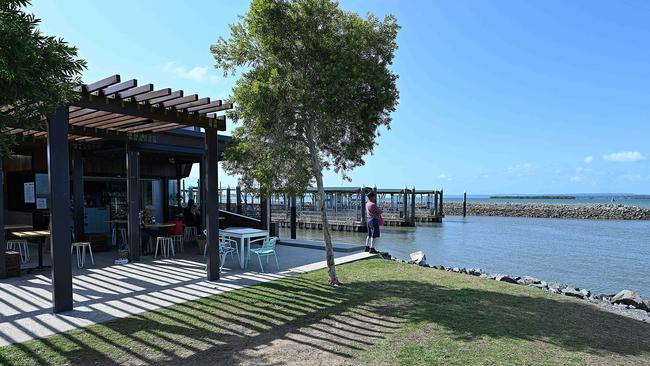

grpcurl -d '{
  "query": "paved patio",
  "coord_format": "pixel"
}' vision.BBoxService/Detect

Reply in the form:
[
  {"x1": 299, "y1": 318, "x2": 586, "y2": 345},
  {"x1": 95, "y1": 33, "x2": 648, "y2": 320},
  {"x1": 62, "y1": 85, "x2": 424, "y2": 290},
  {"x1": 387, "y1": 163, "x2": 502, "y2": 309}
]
[{"x1": 0, "y1": 244, "x2": 371, "y2": 346}]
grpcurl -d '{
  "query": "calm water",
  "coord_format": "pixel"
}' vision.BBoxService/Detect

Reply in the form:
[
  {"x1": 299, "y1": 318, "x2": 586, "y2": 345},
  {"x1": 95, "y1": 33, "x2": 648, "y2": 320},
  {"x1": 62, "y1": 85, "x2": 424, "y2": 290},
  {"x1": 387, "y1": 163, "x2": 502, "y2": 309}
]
[{"x1": 279, "y1": 215, "x2": 650, "y2": 297}]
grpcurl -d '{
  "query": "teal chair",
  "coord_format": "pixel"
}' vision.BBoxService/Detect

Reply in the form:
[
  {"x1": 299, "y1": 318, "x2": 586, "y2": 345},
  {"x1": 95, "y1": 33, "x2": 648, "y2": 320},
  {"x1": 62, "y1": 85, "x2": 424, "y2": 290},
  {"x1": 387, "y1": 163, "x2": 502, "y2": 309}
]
[{"x1": 249, "y1": 237, "x2": 279, "y2": 272}]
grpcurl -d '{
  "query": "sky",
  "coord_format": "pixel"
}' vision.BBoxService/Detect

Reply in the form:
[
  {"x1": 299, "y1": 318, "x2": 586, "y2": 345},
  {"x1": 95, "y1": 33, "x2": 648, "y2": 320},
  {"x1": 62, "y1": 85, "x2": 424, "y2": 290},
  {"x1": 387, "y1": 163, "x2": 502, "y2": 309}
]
[{"x1": 28, "y1": 0, "x2": 650, "y2": 195}]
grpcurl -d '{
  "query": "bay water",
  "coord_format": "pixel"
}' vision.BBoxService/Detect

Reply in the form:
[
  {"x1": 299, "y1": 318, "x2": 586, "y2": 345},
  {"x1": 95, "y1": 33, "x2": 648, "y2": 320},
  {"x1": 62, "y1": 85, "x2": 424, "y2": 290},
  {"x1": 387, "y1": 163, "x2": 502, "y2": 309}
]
[{"x1": 279, "y1": 215, "x2": 650, "y2": 298}]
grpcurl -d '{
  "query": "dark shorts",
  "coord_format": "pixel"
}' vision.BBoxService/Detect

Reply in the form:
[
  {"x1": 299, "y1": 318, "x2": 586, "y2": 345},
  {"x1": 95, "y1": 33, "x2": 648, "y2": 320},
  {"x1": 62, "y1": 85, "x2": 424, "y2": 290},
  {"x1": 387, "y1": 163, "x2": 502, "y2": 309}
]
[{"x1": 367, "y1": 218, "x2": 380, "y2": 238}]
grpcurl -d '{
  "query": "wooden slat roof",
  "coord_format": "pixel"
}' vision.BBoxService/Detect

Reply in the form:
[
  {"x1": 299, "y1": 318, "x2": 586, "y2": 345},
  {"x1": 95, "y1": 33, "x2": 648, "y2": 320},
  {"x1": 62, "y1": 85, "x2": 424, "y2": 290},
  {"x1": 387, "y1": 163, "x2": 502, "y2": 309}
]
[{"x1": 7, "y1": 74, "x2": 232, "y2": 142}]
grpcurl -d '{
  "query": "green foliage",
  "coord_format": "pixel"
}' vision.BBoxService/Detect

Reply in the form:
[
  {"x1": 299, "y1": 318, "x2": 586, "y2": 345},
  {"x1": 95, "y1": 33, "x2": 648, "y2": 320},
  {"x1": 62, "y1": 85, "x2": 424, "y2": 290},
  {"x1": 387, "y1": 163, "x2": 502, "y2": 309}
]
[
  {"x1": 0, "y1": 0, "x2": 86, "y2": 155},
  {"x1": 211, "y1": 0, "x2": 400, "y2": 196}
]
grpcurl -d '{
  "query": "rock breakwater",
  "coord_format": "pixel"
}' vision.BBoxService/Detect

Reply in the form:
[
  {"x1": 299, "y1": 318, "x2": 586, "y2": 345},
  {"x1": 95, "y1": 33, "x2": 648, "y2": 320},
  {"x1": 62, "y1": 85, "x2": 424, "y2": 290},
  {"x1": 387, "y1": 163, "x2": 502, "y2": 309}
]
[{"x1": 444, "y1": 202, "x2": 650, "y2": 220}]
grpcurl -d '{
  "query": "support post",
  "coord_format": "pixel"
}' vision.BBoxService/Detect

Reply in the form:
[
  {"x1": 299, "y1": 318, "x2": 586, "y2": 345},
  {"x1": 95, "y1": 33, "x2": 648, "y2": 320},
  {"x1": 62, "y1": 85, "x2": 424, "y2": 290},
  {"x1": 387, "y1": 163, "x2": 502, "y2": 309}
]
[
  {"x1": 72, "y1": 150, "x2": 84, "y2": 240},
  {"x1": 0, "y1": 155, "x2": 5, "y2": 279},
  {"x1": 411, "y1": 187, "x2": 416, "y2": 225},
  {"x1": 403, "y1": 187, "x2": 408, "y2": 223},
  {"x1": 48, "y1": 106, "x2": 72, "y2": 313},
  {"x1": 434, "y1": 191, "x2": 439, "y2": 216},
  {"x1": 200, "y1": 159, "x2": 205, "y2": 229},
  {"x1": 127, "y1": 146, "x2": 141, "y2": 261},
  {"x1": 226, "y1": 186, "x2": 232, "y2": 211},
  {"x1": 176, "y1": 178, "x2": 181, "y2": 208},
  {"x1": 360, "y1": 188, "x2": 367, "y2": 223},
  {"x1": 204, "y1": 127, "x2": 220, "y2": 281},
  {"x1": 162, "y1": 178, "x2": 169, "y2": 222},
  {"x1": 290, "y1": 193, "x2": 297, "y2": 239},
  {"x1": 463, "y1": 191, "x2": 467, "y2": 217},
  {"x1": 236, "y1": 185, "x2": 242, "y2": 214},
  {"x1": 260, "y1": 197, "x2": 268, "y2": 230},
  {"x1": 440, "y1": 189, "x2": 444, "y2": 217}
]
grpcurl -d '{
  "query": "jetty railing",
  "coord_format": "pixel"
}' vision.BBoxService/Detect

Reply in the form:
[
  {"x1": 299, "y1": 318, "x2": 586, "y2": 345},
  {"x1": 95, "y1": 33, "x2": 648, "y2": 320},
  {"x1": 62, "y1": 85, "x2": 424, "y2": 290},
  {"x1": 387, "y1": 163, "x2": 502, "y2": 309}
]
[{"x1": 203, "y1": 186, "x2": 444, "y2": 236}]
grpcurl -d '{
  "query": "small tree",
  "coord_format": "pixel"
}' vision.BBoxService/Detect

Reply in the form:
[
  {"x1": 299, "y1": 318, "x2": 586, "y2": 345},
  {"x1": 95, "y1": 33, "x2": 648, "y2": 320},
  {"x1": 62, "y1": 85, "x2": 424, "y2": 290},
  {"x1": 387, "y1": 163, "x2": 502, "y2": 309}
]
[
  {"x1": 212, "y1": 0, "x2": 399, "y2": 285},
  {"x1": 0, "y1": 0, "x2": 86, "y2": 155}
]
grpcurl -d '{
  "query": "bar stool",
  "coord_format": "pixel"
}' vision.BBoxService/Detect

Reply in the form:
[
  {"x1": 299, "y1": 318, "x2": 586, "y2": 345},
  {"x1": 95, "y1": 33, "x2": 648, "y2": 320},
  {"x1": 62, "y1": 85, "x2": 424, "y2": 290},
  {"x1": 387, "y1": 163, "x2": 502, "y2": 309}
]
[
  {"x1": 170, "y1": 234, "x2": 184, "y2": 253},
  {"x1": 154, "y1": 237, "x2": 174, "y2": 258},
  {"x1": 71, "y1": 242, "x2": 94, "y2": 268},
  {"x1": 7, "y1": 240, "x2": 30, "y2": 263},
  {"x1": 112, "y1": 228, "x2": 127, "y2": 246},
  {"x1": 184, "y1": 226, "x2": 197, "y2": 242}
]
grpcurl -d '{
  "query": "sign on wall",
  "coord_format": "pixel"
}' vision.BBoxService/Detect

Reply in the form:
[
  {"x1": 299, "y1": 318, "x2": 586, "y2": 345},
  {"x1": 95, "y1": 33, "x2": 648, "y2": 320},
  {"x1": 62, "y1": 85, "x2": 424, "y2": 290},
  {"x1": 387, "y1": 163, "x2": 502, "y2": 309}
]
[{"x1": 24, "y1": 182, "x2": 35, "y2": 203}]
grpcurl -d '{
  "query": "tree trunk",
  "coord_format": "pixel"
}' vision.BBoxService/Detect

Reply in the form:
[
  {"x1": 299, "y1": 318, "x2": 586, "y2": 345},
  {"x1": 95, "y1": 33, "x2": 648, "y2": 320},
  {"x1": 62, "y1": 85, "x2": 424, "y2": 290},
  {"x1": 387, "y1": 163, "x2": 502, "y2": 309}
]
[{"x1": 306, "y1": 131, "x2": 339, "y2": 285}]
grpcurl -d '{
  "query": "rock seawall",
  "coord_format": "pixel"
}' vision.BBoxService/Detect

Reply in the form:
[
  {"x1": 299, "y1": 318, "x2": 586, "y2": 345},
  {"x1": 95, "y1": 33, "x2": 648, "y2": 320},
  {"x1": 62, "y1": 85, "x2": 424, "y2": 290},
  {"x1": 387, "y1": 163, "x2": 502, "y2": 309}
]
[
  {"x1": 378, "y1": 251, "x2": 650, "y2": 323},
  {"x1": 444, "y1": 202, "x2": 650, "y2": 220}
]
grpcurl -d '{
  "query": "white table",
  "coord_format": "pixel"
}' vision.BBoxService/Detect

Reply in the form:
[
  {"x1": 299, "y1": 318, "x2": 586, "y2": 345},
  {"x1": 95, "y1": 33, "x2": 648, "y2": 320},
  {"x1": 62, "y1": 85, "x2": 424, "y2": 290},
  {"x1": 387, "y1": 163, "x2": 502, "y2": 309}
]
[{"x1": 220, "y1": 227, "x2": 269, "y2": 269}]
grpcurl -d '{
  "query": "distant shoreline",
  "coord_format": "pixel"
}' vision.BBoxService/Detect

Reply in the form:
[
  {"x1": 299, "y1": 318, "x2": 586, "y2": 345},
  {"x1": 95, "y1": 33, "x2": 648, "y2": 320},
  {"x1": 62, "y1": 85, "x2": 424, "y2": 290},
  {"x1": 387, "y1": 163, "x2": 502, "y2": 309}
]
[
  {"x1": 444, "y1": 202, "x2": 650, "y2": 220},
  {"x1": 489, "y1": 195, "x2": 576, "y2": 199}
]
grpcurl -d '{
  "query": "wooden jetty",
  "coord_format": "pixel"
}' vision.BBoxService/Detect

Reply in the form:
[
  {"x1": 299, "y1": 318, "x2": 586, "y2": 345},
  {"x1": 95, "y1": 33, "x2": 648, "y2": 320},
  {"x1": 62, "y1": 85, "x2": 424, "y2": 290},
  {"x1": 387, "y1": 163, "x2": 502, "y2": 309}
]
[{"x1": 213, "y1": 186, "x2": 445, "y2": 235}]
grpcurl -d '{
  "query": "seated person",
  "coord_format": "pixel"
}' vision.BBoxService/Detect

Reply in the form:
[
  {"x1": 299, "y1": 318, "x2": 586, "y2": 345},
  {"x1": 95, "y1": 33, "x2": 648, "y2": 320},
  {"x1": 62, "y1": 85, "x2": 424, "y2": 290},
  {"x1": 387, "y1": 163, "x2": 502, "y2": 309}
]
[
  {"x1": 139, "y1": 205, "x2": 157, "y2": 253},
  {"x1": 183, "y1": 199, "x2": 202, "y2": 232}
]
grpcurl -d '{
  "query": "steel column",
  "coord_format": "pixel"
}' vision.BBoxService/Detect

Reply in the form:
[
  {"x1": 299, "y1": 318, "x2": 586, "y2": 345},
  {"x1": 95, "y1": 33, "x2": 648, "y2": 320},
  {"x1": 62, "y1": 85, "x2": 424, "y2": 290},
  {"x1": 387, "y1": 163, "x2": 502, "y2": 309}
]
[
  {"x1": 48, "y1": 106, "x2": 73, "y2": 313},
  {"x1": 127, "y1": 147, "x2": 141, "y2": 261},
  {"x1": 290, "y1": 193, "x2": 297, "y2": 239},
  {"x1": 226, "y1": 186, "x2": 232, "y2": 211},
  {"x1": 204, "y1": 127, "x2": 220, "y2": 281},
  {"x1": 0, "y1": 156, "x2": 5, "y2": 279},
  {"x1": 162, "y1": 178, "x2": 169, "y2": 222},
  {"x1": 72, "y1": 150, "x2": 84, "y2": 239},
  {"x1": 236, "y1": 186, "x2": 242, "y2": 214},
  {"x1": 200, "y1": 159, "x2": 205, "y2": 229},
  {"x1": 260, "y1": 197, "x2": 268, "y2": 230}
]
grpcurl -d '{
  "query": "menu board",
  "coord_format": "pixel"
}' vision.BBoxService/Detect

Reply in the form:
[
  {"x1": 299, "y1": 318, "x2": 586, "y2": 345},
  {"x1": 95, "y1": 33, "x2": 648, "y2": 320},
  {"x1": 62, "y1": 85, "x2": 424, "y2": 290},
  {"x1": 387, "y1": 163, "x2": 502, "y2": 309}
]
[
  {"x1": 36, "y1": 198, "x2": 47, "y2": 209},
  {"x1": 24, "y1": 182, "x2": 35, "y2": 203}
]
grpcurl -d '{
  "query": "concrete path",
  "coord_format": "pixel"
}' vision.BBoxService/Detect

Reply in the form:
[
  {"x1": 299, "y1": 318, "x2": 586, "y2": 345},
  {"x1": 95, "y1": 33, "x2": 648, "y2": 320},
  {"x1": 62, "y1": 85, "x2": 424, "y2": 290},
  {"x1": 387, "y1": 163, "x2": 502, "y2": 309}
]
[
  {"x1": 0, "y1": 245, "x2": 374, "y2": 346},
  {"x1": 278, "y1": 238, "x2": 365, "y2": 252}
]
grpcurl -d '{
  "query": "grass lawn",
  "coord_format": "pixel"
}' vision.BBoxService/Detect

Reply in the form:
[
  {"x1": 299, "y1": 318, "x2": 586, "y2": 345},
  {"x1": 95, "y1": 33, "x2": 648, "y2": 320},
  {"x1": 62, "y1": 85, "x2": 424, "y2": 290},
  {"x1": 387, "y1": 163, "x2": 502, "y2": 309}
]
[{"x1": 1, "y1": 258, "x2": 649, "y2": 365}]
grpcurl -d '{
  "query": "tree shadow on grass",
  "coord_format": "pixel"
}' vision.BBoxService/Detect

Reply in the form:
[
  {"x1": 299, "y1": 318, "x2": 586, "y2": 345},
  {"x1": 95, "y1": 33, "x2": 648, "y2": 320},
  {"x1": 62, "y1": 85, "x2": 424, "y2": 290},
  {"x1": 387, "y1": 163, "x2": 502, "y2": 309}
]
[{"x1": 2, "y1": 274, "x2": 650, "y2": 365}]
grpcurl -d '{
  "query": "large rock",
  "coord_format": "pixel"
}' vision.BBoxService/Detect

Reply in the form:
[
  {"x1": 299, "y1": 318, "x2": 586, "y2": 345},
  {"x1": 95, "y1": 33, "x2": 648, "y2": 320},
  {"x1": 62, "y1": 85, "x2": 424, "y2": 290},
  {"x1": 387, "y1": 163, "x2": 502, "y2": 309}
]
[
  {"x1": 495, "y1": 274, "x2": 518, "y2": 284},
  {"x1": 518, "y1": 276, "x2": 541, "y2": 286},
  {"x1": 409, "y1": 251, "x2": 427, "y2": 266},
  {"x1": 562, "y1": 287, "x2": 585, "y2": 299},
  {"x1": 611, "y1": 290, "x2": 650, "y2": 311}
]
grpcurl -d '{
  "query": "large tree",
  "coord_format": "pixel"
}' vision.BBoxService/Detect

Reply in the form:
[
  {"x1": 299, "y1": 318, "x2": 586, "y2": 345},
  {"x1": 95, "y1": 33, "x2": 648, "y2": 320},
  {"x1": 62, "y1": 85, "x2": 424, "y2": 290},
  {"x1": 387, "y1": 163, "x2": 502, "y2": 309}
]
[
  {"x1": 0, "y1": 0, "x2": 86, "y2": 155},
  {"x1": 212, "y1": 0, "x2": 399, "y2": 285}
]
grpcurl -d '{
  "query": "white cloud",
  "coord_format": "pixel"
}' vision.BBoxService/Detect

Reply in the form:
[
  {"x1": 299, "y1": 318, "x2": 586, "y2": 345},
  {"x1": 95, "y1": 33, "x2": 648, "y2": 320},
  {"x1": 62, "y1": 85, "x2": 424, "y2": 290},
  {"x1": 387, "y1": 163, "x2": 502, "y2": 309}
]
[
  {"x1": 438, "y1": 173, "x2": 451, "y2": 180},
  {"x1": 576, "y1": 167, "x2": 592, "y2": 173},
  {"x1": 603, "y1": 151, "x2": 646, "y2": 162},
  {"x1": 162, "y1": 61, "x2": 220, "y2": 83},
  {"x1": 584, "y1": 156, "x2": 593, "y2": 164},
  {"x1": 570, "y1": 176, "x2": 583, "y2": 183},
  {"x1": 621, "y1": 173, "x2": 650, "y2": 181},
  {"x1": 507, "y1": 163, "x2": 533, "y2": 177}
]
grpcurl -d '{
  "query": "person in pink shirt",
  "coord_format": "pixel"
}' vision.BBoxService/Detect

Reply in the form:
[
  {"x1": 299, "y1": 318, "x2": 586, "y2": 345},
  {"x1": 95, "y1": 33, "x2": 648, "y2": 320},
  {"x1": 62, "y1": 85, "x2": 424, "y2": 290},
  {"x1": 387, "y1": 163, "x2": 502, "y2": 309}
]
[{"x1": 365, "y1": 191, "x2": 382, "y2": 253}]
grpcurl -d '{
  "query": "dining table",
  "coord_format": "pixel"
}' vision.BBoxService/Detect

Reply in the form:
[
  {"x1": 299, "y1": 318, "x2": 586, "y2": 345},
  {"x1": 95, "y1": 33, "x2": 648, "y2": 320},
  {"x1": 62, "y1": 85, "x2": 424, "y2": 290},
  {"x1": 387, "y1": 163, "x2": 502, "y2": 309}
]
[
  {"x1": 11, "y1": 230, "x2": 51, "y2": 272},
  {"x1": 143, "y1": 223, "x2": 177, "y2": 254},
  {"x1": 219, "y1": 227, "x2": 269, "y2": 269}
]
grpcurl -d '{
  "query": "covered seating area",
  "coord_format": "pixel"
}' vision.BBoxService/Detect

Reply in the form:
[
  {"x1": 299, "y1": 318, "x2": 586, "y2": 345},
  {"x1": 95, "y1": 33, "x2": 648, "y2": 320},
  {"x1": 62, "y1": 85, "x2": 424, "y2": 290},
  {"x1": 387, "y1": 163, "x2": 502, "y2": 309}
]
[{"x1": 0, "y1": 74, "x2": 232, "y2": 313}]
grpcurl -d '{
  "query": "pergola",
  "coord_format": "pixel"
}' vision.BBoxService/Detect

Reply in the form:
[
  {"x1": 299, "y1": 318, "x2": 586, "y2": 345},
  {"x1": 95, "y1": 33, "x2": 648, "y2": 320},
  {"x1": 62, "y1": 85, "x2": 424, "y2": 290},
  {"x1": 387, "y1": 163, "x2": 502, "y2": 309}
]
[{"x1": 0, "y1": 75, "x2": 231, "y2": 313}]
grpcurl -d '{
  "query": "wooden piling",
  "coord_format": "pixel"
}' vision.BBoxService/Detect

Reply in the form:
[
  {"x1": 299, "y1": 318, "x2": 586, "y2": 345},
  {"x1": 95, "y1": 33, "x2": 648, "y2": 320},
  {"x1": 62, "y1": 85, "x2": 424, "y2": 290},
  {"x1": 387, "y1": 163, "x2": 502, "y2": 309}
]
[{"x1": 463, "y1": 191, "x2": 467, "y2": 217}]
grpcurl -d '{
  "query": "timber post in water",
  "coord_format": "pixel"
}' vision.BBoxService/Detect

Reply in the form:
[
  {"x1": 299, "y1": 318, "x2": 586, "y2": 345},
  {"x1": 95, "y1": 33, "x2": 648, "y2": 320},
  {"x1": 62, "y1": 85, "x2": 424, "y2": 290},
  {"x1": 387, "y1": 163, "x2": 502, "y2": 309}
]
[
  {"x1": 463, "y1": 191, "x2": 467, "y2": 217},
  {"x1": 411, "y1": 186, "x2": 416, "y2": 226},
  {"x1": 434, "y1": 191, "x2": 439, "y2": 216},
  {"x1": 440, "y1": 189, "x2": 444, "y2": 217}
]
